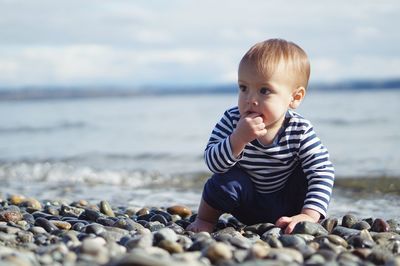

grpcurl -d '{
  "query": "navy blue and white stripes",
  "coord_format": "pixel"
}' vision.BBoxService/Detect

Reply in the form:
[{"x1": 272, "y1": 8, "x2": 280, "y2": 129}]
[{"x1": 204, "y1": 106, "x2": 334, "y2": 217}]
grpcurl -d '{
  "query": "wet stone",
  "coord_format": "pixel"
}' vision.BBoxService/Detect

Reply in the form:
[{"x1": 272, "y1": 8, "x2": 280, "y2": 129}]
[
  {"x1": 351, "y1": 220, "x2": 371, "y2": 230},
  {"x1": 371, "y1": 218, "x2": 390, "y2": 232},
  {"x1": 20, "y1": 198, "x2": 42, "y2": 210},
  {"x1": 321, "y1": 218, "x2": 338, "y2": 233},
  {"x1": 85, "y1": 223, "x2": 105, "y2": 235},
  {"x1": 60, "y1": 204, "x2": 84, "y2": 218},
  {"x1": 205, "y1": 242, "x2": 233, "y2": 264},
  {"x1": 167, "y1": 205, "x2": 192, "y2": 218},
  {"x1": 50, "y1": 220, "x2": 72, "y2": 230},
  {"x1": 150, "y1": 214, "x2": 169, "y2": 225},
  {"x1": 332, "y1": 226, "x2": 360, "y2": 240},
  {"x1": 153, "y1": 227, "x2": 178, "y2": 244},
  {"x1": 34, "y1": 217, "x2": 58, "y2": 233},
  {"x1": 262, "y1": 235, "x2": 283, "y2": 248},
  {"x1": 158, "y1": 239, "x2": 184, "y2": 253},
  {"x1": 279, "y1": 235, "x2": 306, "y2": 248},
  {"x1": 0, "y1": 209, "x2": 23, "y2": 223},
  {"x1": 292, "y1": 221, "x2": 328, "y2": 236},
  {"x1": 342, "y1": 214, "x2": 358, "y2": 228},
  {"x1": 100, "y1": 200, "x2": 115, "y2": 217}
]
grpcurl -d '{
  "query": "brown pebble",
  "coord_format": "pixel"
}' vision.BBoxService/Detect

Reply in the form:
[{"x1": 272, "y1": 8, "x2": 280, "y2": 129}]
[
  {"x1": 9, "y1": 195, "x2": 26, "y2": 205},
  {"x1": 22, "y1": 198, "x2": 42, "y2": 210},
  {"x1": 352, "y1": 248, "x2": 372, "y2": 259},
  {"x1": 371, "y1": 218, "x2": 390, "y2": 232},
  {"x1": 167, "y1": 205, "x2": 192, "y2": 218},
  {"x1": 50, "y1": 220, "x2": 72, "y2": 230},
  {"x1": 158, "y1": 239, "x2": 184, "y2": 253},
  {"x1": 0, "y1": 210, "x2": 23, "y2": 223},
  {"x1": 136, "y1": 207, "x2": 150, "y2": 216}
]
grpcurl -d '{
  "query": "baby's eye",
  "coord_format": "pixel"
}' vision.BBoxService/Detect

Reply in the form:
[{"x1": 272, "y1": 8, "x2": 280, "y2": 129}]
[
  {"x1": 259, "y1": 87, "x2": 271, "y2": 95},
  {"x1": 239, "y1": 85, "x2": 247, "y2": 92}
]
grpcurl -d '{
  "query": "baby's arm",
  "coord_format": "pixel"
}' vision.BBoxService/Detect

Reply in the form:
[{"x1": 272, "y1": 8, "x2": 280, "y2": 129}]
[
  {"x1": 230, "y1": 112, "x2": 267, "y2": 157},
  {"x1": 205, "y1": 110, "x2": 266, "y2": 173}
]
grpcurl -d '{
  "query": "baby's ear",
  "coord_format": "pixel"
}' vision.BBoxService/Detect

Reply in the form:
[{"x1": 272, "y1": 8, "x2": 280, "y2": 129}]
[{"x1": 289, "y1": 87, "x2": 306, "y2": 109}]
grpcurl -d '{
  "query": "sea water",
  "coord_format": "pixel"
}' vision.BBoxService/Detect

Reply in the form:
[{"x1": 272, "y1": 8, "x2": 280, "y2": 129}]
[{"x1": 1, "y1": 89, "x2": 399, "y2": 219}]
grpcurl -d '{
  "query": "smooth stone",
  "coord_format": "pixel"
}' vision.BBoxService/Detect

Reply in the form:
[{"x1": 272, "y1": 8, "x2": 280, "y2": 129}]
[
  {"x1": 72, "y1": 222, "x2": 86, "y2": 232},
  {"x1": 23, "y1": 213, "x2": 35, "y2": 225},
  {"x1": 295, "y1": 233, "x2": 315, "y2": 242},
  {"x1": 34, "y1": 217, "x2": 58, "y2": 233},
  {"x1": 85, "y1": 223, "x2": 105, "y2": 235},
  {"x1": 62, "y1": 231, "x2": 81, "y2": 247},
  {"x1": 100, "y1": 200, "x2": 115, "y2": 217},
  {"x1": 136, "y1": 207, "x2": 151, "y2": 216},
  {"x1": 327, "y1": 234, "x2": 348, "y2": 248},
  {"x1": 16, "y1": 230, "x2": 34, "y2": 243},
  {"x1": 261, "y1": 227, "x2": 282, "y2": 239},
  {"x1": 351, "y1": 221, "x2": 371, "y2": 230},
  {"x1": 188, "y1": 238, "x2": 215, "y2": 252},
  {"x1": 247, "y1": 242, "x2": 271, "y2": 259},
  {"x1": 367, "y1": 246, "x2": 394, "y2": 264},
  {"x1": 331, "y1": 226, "x2": 360, "y2": 240},
  {"x1": 205, "y1": 242, "x2": 233, "y2": 264},
  {"x1": 49, "y1": 220, "x2": 72, "y2": 230},
  {"x1": 21, "y1": 198, "x2": 42, "y2": 210},
  {"x1": 166, "y1": 222, "x2": 185, "y2": 235},
  {"x1": 153, "y1": 227, "x2": 178, "y2": 244},
  {"x1": 292, "y1": 221, "x2": 328, "y2": 236},
  {"x1": 158, "y1": 239, "x2": 184, "y2": 253},
  {"x1": 96, "y1": 217, "x2": 116, "y2": 227},
  {"x1": 0, "y1": 209, "x2": 23, "y2": 223},
  {"x1": 79, "y1": 209, "x2": 102, "y2": 221},
  {"x1": 306, "y1": 253, "x2": 326, "y2": 264},
  {"x1": 9, "y1": 195, "x2": 26, "y2": 205},
  {"x1": 268, "y1": 247, "x2": 304, "y2": 264},
  {"x1": 371, "y1": 218, "x2": 390, "y2": 232},
  {"x1": 151, "y1": 210, "x2": 172, "y2": 223},
  {"x1": 0, "y1": 225, "x2": 21, "y2": 234},
  {"x1": 316, "y1": 249, "x2": 337, "y2": 261},
  {"x1": 176, "y1": 235, "x2": 192, "y2": 250},
  {"x1": 279, "y1": 235, "x2": 306, "y2": 248},
  {"x1": 348, "y1": 235, "x2": 375, "y2": 248},
  {"x1": 262, "y1": 235, "x2": 283, "y2": 248},
  {"x1": 30, "y1": 226, "x2": 47, "y2": 235},
  {"x1": 125, "y1": 233, "x2": 154, "y2": 250},
  {"x1": 342, "y1": 214, "x2": 358, "y2": 228},
  {"x1": 44, "y1": 205, "x2": 59, "y2": 216},
  {"x1": 113, "y1": 218, "x2": 145, "y2": 231},
  {"x1": 337, "y1": 252, "x2": 363, "y2": 265},
  {"x1": 167, "y1": 205, "x2": 192, "y2": 218},
  {"x1": 60, "y1": 204, "x2": 84, "y2": 218},
  {"x1": 81, "y1": 237, "x2": 107, "y2": 255},
  {"x1": 244, "y1": 223, "x2": 275, "y2": 236},
  {"x1": 321, "y1": 217, "x2": 338, "y2": 233},
  {"x1": 150, "y1": 214, "x2": 168, "y2": 225},
  {"x1": 146, "y1": 221, "x2": 165, "y2": 231},
  {"x1": 352, "y1": 248, "x2": 372, "y2": 259}
]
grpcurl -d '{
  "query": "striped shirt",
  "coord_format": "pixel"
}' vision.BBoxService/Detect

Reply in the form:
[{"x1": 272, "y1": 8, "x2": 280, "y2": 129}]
[{"x1": 204, "y1": 106, "x2": 335, "y2": 217}]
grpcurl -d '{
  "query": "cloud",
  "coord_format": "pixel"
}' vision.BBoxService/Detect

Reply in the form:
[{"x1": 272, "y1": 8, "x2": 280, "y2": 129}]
[{"x1": 0, "y1": 0, "x2": 399, "y2": 87}]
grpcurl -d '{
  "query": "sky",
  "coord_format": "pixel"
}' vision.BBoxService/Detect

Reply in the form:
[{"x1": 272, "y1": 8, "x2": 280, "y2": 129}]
[{"x1": 0, "y1": 0, "x2": 399, "y2": 89}]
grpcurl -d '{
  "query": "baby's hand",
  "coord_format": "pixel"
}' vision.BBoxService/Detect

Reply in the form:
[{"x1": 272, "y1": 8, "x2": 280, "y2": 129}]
[
  {"x1": 233, "y1": 112, "x2": 267, "y2": 145},
  {"x1": 275, "y1": 210, "x2": 320, "y2": 234}
]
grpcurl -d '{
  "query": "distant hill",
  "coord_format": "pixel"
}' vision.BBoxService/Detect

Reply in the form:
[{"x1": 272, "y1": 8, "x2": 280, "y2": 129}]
[{"x1": 0, "y1": 78, "x2": 399, "y2": 101}]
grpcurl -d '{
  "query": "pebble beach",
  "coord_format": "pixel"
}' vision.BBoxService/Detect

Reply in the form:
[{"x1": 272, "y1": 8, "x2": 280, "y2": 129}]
[{"x1": 1, "y1": 194, "x2": 400, "y2": 266}]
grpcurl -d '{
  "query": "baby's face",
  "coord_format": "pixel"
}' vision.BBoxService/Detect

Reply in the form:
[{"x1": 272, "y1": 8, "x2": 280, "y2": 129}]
[{"x1": 237, "y1": 62, "x2": 295, "y2": 131}]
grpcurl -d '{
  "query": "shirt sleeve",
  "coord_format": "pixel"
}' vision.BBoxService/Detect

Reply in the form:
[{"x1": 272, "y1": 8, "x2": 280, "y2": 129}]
[
  {"x1": 204, "y1": 109, "x2": 241, "y2": 173},
  {"x1": 298, "y1": 125, "x2": 335, "y2": 218}
]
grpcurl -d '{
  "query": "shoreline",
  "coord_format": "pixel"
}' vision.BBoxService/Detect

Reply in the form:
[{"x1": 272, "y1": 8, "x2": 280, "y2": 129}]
[{"x1": 1, "y1": 194, "x2": 400, "y2": 265}]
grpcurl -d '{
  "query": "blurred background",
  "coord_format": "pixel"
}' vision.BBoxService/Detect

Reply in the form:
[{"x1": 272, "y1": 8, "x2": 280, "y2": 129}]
[{"x1": 0, "y1": 0, "x2": 399, "y2": 218}]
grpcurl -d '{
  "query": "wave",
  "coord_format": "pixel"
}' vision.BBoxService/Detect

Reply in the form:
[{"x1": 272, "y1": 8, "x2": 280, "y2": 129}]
[
  {"x1": 0, "y1": 121, "x2": 89, "y2": 134},
  {"x1": 0, "y1": 161, "x2": 208, "y2": 189}
]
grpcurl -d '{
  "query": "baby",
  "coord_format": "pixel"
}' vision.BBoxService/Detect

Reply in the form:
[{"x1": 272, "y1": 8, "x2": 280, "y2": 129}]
[{"x1": 187, "y1": 39, "x2": 334, "y2": 234}]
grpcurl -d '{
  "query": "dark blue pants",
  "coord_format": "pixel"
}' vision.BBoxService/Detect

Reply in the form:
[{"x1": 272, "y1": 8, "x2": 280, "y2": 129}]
[{"x1": 202, "y1": 165, "x2": 308, "y2": 225}]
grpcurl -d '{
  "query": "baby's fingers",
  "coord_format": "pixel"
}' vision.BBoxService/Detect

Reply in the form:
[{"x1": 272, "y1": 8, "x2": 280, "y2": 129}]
[{"x1": 275, "y1": 216, "x2": 292, "y2": 228}]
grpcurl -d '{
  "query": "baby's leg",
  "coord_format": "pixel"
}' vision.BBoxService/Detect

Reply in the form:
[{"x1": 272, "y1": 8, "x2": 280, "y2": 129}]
[
  {"x1": 186, "y1": 198, "x2": 222, "y2": 233},
  {"x1": 187, "y1": 167, "x2": 256, "y2": 232}
]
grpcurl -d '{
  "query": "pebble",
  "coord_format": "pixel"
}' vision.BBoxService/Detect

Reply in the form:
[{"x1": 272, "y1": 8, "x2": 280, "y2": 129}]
[
  {"x1": 167, "y1": 205, "x2": 192, "y2": 218},
  {"x1": 1, "y1": 195, "x2": 400, "y2": 266}
]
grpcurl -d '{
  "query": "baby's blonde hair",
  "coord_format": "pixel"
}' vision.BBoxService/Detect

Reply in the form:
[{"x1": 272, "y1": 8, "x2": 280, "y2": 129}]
[{"x1": 239, "y1": 39, "x2": 310, "y2": 89}]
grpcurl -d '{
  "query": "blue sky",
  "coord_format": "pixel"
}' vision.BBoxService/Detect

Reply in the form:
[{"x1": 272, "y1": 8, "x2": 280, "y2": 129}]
[{"x1": 0, "y1": 0, "x2": 399, "y2": 88}]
